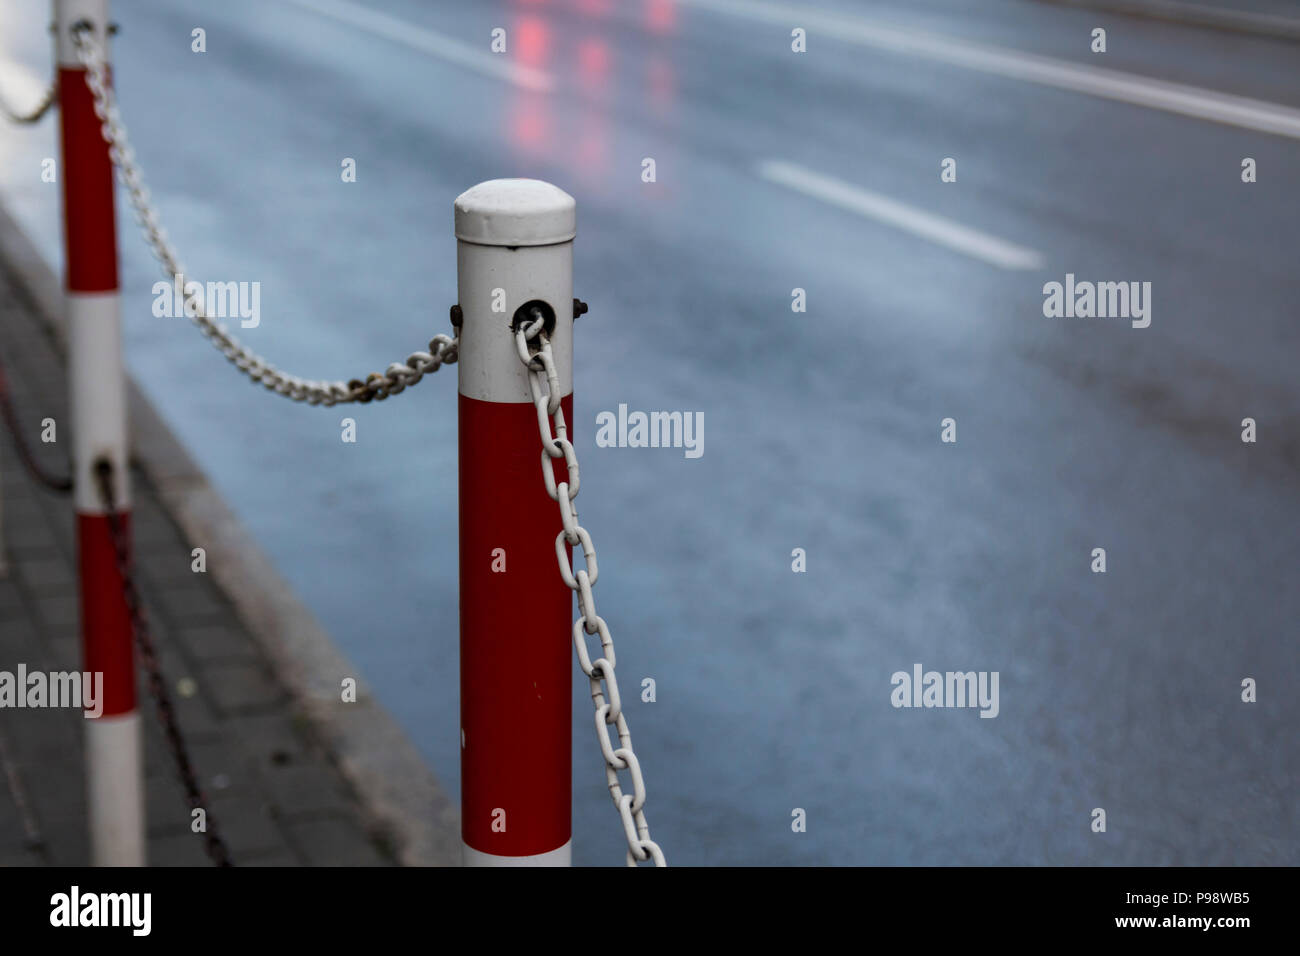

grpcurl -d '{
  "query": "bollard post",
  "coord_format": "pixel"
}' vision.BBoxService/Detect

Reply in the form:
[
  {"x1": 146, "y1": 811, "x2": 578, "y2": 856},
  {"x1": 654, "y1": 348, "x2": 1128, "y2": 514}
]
[
  {"x1": 456, "y1": 179, "x2": 575, "y2": 866},
  {"x1": 55, "y1": 0, "x2": 143, "y2": 866}
]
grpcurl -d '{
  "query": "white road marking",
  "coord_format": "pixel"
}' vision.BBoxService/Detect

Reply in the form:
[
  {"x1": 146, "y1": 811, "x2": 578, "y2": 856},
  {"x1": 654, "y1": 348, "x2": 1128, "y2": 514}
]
[
  {"x1": 680, "y1": 0, "x2": 1300, "y2": 140},
  {"x1": 279, "y1": 0, "x2": 554, "y2": 93},
  {"x1": 759, "y1": 160, "x2": 1045, "y2": 270}
]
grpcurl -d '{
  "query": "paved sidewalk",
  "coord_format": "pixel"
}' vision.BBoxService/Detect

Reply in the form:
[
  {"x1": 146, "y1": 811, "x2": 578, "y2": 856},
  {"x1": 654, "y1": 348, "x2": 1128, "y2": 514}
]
[{"x1": 0, "y1": 261, "x2": 394, "y2": 867}]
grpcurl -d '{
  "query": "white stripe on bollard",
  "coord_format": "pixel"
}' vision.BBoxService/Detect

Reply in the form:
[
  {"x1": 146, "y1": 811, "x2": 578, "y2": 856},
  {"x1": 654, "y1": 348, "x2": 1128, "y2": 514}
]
[
  {"x1": 68, "y1": 292, "x2": 129, "y2": 515},
  {"x1": 54, "y1": 0, "x2": 108, "y2": 64},
  {"x1": 462, "y1": 841, "x2": 572, "y2": 868},
  {"x1": 84, "y1": 713, "x2": 145, "y2": 867}
]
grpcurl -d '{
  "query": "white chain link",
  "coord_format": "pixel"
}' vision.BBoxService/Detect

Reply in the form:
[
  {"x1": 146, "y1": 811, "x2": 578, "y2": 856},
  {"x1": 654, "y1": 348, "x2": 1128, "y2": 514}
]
[
  {"x1": 515, "y1": 312, "x2": 666, "y2": 868},
  {"x1": 71, "y1": 24, "x2": 456, "y2": 405},
  {"x1": 0, "y1": 79, "x2": 56, "y2": 124}
]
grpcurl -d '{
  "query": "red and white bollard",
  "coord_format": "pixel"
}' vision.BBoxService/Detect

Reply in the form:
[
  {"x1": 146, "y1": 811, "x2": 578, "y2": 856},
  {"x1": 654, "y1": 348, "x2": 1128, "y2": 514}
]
[
  {"x1": 55, "y1": 0, "x2": 143, "y2": 867},
  {"x1": 456, "y1": 180, "x2": 575, "y2": 866}
]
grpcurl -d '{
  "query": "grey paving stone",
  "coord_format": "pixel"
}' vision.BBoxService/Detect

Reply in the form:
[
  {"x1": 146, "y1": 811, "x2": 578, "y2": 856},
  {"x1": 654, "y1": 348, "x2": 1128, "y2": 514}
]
[
  {"x1": 24, "y1": 771, "x2": 89, "y2": 866},
  {"x1": 16, "y1": 555, "x2": 74, "y2": 594},
  {"x1": 0, "y1": 509, "x2": 57, "y2": 552},
  {"x1": 147, "y1": 581, "x2": 228, "y2": 624},
  {"x1": 33, "y1": 826, "x2": 88, "y2": 867},
  {"x1": 45, "y1": 631, "x2": 82, "y2": 671},
  {"x1": 218, "y1": 712, "x2": 314, "y2": 767},
  {"x1": 144, "y1": 771, "x2": 195, "y2": 833},
  {"x1": 130, "y1": 505, "x2": 190, "y2": 551},
  {"x1": 31, "y1": 593, "x2": 77, "y2": 643},
  {"x1": 0, "y1": 609, "x2": 39, "y2": 652},
  {"x1": 44, "y1": 506, "x2": 74, "y2": 549},
  {"x1": 3, "y1": 694, "x2": 82, "y2": 761},
  {"x1": 0, "y1": 848, "x2": 46, "y2": 866},
  {"x1": 261, "y1": 762, "x2": 355, "y2": 818},
  {"x1": 0, "y1": 579, "x2": 26, "y2": 616},
  {"x1": 202, "y1": 660, "x2": 286, "y2": 716},
  {"x1": 205, "y1": 792, "x2": 294, "y2": 859},
  {"x1": 136, "y1": 545, "x2": 208, "y2": 589},
  {"x1": 238, "y1": 846, "x2": 302, "y2": 866},
  {"x1": 140, "y1": 688, "x2": 224, "y2": 748},
  {"x1": 284, "y1": 814, "x2": 391, "y2": 867},
  {"x1": 171, "y1": 622, "x2": 261, "y2": 665},
  {"x1": 0, "y1": 776, "x2": 37, "y2": 849},
  {"x1": 147, "y1": 829, "x2": 213, "y2": 866}
]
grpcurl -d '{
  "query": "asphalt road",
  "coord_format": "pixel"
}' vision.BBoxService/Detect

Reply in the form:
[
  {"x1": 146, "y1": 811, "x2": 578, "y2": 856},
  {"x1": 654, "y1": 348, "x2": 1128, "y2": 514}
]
[{"x1": 2, "y1": 0, "x2": 1298, "y2": 865}]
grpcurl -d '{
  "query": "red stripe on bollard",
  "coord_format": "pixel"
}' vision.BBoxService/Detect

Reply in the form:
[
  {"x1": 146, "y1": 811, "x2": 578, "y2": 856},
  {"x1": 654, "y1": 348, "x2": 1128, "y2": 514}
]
[
  {"x1": 459, "y1": 392, "x2": 574, "y2": 858},
  {"x1": 57, "y1": 67, "x2": 118, "y2": 294},
  {"x1": 77, "y1": 513, "x2": 136, "y2": 718}
]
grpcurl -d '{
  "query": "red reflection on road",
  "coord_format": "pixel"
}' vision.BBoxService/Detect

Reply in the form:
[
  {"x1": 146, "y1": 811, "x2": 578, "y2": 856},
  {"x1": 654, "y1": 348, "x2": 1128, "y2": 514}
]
[
  {"x1": 509, "y1": 14, "x2": 553, "y2": 159},
  {"x1": 578, "y1": 38, "x2": 609, "y2": 82},
  {"x1": 577, "y1": 128, "x2": 608, "y2": 171},
  {"x1": 648, "y1": 55, "x2": 674, "y2": 111},
  {"x1": 646, "y1": 0, "x2": 676, "y2": 33},
  {"x1": 576, "y1": 36, "x2": 610, "y2": 175},
  {"x1": 516, "y1": 17, "x2": 551, "y2": 67},
  {"x1": 511, "y1": 95, "x2": 548, "y2": 149}
]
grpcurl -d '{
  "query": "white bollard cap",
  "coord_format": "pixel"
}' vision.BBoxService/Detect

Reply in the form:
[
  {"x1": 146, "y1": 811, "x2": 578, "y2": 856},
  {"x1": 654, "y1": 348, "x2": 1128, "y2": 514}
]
[{"x1": 454, "y1": 179, "x2": 576, "y2": 247}]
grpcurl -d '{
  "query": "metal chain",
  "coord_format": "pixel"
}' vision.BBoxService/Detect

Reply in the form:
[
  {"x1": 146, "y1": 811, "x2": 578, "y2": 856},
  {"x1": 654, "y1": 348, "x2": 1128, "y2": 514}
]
[
  {"x1": 515, "y1": 310, "x2": 666, "y2": 867},
  {"x1": 0, "y1": 79, "x2": 56, "y2": 124},
  {"x1": 0, "y1": 355, "x2": 73, "y2": 493},
  {"x1": 71, "y1": 24, "x2": 456, "y2": 406},
  {"x1": 93, "y1": 461, "x2": 234, "y2": 867}
]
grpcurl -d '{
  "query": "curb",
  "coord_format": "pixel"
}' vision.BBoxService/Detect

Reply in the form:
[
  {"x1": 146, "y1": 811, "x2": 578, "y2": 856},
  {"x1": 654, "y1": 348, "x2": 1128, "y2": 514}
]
[
  {"x1": 1033, "y1": 0, "x2": 1300, "y2": 42},
  {"x1": 0, "y1": 199, "x2": 461, "y2": 867}
]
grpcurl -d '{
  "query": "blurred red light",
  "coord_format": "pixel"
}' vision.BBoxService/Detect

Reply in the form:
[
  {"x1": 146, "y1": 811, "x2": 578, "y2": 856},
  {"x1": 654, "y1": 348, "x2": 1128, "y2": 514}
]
[
  {"x1": 578, "y1": 38, "x2": 609, "y2": 81},
  {"x1": 646, "y1": 0, "x2": 676, "y2": 33},
  {"x1": 516, "y1": 17, "x2": 550, "y2": 67}
]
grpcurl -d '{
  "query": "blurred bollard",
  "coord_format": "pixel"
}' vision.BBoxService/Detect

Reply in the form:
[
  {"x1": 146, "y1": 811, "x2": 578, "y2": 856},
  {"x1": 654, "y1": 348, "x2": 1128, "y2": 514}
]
[{"x1": 55, "y1": 0, "x2": 143, "y2": 867}]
